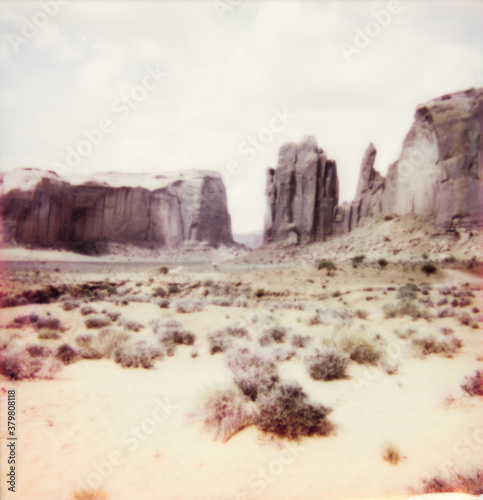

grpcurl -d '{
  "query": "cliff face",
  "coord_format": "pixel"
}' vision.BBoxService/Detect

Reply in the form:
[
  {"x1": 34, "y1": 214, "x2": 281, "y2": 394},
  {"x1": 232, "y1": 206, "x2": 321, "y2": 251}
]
[
  {"x1": 266, "y1": 88, "x2": 482, "y2": 244},
  {"x1": 264, "y1": 136, "x2": 339, "y2": 244},
  {"x1": 0, "y1": 169, "x2": 234, "y2": 251}
]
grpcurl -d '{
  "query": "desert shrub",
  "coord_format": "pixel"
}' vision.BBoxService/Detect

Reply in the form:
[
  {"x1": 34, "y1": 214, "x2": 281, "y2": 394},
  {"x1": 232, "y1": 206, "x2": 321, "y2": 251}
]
[
  {"x1": 55, "y1": 344, "x2": 79, "y2": 365},
  {"x1": 63, "y1": 301, "x2": 79, "y2": 312},
  {"x1": 381, "y1": 359, "x2": 399, "y2": 375},
  {"x1": 461, "y1": 371, "x2": 483, "y2": 397},
  {"x1": 157, "y1": 298, "x2": 171, "y2": 309},
  {"x1": 208, "y1": 325, "x2": 251, "y2": 355},
  {"x1": 118, "y1": 317, "x2": 144, "y2": 332},
  {"x1": 233, "y1": 297, "x2": 250, "y2": 308},
  {"x1": 307, "y1": 308, "x2": 354, "y2": 326},
  {"x1": 9, "y1": 314, "x2": 38, "y2": 328},
  {"x1": 352, "y1": 255, "x2": 365, "y2": 268},
  {"x1": 317, "y1": 260, "x2": 336, "y2": 275},
  {"x1": 291, "y1": 334, "x2": 311, "y2": 349},
  {"x1": 383, "y1": 299, "x2": 430, "y2": 320},
  {"x1": 458, "y1": 312, "x2": 472, "y2": 326},
  {"x1": 152, "y1": 319, "x2": 195, "y2": 353},
  {"x1": 210, "y1": 296, "x2": 234, "y2": 307},
  {"x1": 273, "y1": 346, "x2": 296, "y2": 362},
  {"x1": 437, "y1": 307, "x2": 455, "y2": 319},
  {"x1": 378, "y1": 258, "x2": 388, "y2": 269},
  {"x1": 0, "y1": 348, "x2": 62, "y2": 380},
  {"x1": 411, "y1": 335, "x2": 462, "y2": 358},
  {"x1": 421, "y1": 469, "x2": 483, "y2": 494},
  {"x1": 38, "y1": 329, "x2": 61, "y2": 340},
  {"x1": 36, "y1": 316, "x2": 62, "y2": 331},
  {"x1": 439, "y1": 286, "x2": 452, "y2": 296},
  {"x1": 255, "y1": 382, "x2": 333, "y2": 440},
  {"x1": 189, "y1": 386, "x2": 256, "y2": 442},
  {"x1": 104, "y1": 311, "x2": 120, "y2": 322},
  {"x1": 85, "y1": 315, "x2": 111, "y2": 329},
  {"x1": 338, "y1": 335, "x2": 383, "y2": 365},
  {"x1": 397, "y1": 283, "x2": 420, "y2": 300},
  {"x1": 394, "y1": 327, "x2": 416, "y2": 339},
  {"x1": 355, "y1": 309, "x2": 369, "y2": 320},
  {"x1": 92, "y1": 328, "x2": 131, "y2": 358},
  {"x1": 26, "y1": 344, "x2": 53, "y2": 358},
  {"x1": 80, "y1": 305, "x2": 97, "y2": 316},
  {"x1": 254, "y1": 288, "x2": 265, "y2": 298},
  {"x1": 421, "y1": 263, "x2": 438, "y2": 276},
  {"x1": 158, "y1": 266, "x2": 169, "y2": 275},
  {"x1": 382, "y1": 443, "x2": 401, "y2": 465},
  {"x1": 152, "y1": 287, "x2": 167, "y2": 298},
  {"x1": 113, "y1": 341, "x2": 162, "y2": 369},
  {"x1": 225, "y1": 345, "x2": 279, "y2": 401},
  {"x1": 74, "y1": 334, "x2": 103, "y2": 359},
  {"x1": 305, "y1": 349, "x2": 349, "y2": 381},
  {"x1": 168, "y1": 284, "x2": 180, "y2": 295},
  {"x1": 72, "y1": 487, "x2": 108, "y2": 500},
  {"x1": 174, "y1": 298, "x2": 205, "y2": 313},
  {"x1": 258, "y1": 326, "x2": 288, "y2": 347},
  {"x1": 437, "y1": 298, "x2": 448, "y2": 307}
]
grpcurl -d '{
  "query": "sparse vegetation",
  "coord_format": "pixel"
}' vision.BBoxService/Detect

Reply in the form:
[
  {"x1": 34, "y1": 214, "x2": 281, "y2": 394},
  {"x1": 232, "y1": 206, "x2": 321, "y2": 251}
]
[
  {"x1": 256, "y1": 382, "x2": 333, "y2": 440},
  {"x1": 174, "y1": 298, "x2": 205, "y2": 313},
  {"x1": 305, "y1": 349, "x2": 349, "y2": 381},
  {"x1": 55, "y1": 344, "x2": 79, "y2": 365},
  {"x1": 85, "y1": 315, "x2": 111, "y2": 329},
  {"x1": 420, "y1": 469, "x2": 483, "y2": 495},
  {"x1": 411, "y1": 335, "x2": 462, "y2": 358},
  {"x1": 72, "y1": 487, "x2": 108, "y2": 500},
  {"x1": 0, "y1": 348, "x2": 62, "y2": 380},
  {"x1": 114, "y1": 341, "x2": 162, "y2": 369},
  {"x1": 421, "y1": 262, "x2": 438, "y2": 276},
  {"x1": 258, "y1": 326, "x2": 288, "y2": 346},
  {"x1": 397, "y1": 283, "x2": 420, "y2": 300},
  {"x1": 158, "y1": 266, "x2": 169, "y2": 275},
  {"x1": 317, "y1": 260, "x2": 337, "y2": 276},
  {"x1": 383, "y1": 299, "x2": 431, "y2": 320},
  {"x1": 461, "y1": 371, "x2": 483, "y2": 397},
  {"x1": 382, "y1": 443, "x2": 401, "y2": 465},
  {"x1": 378, "y1": 258, "x2": 388, "y2": 269},
  {"x1": 352, "y1": 255, "x2": 365, "y2": 268}
]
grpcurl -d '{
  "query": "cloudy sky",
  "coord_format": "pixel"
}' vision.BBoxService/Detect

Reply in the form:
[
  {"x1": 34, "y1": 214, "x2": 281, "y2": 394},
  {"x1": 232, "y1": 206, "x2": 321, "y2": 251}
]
[{"x1": 0, "y1": 0, "x2": 482, "y2": 234}]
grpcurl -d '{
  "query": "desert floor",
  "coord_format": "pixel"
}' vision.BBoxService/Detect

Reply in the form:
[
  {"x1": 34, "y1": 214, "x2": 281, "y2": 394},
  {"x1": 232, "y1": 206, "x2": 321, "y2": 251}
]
[{"x1": 0, "y1": 253, "x2": 482, "y2": 500}]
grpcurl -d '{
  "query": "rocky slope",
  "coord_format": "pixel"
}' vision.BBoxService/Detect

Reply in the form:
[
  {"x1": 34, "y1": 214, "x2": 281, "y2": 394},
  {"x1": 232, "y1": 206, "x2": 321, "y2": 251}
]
[
  {"x1": 266, "y1": 87, "x2": 483, "y2": 243},
  {"x1": 0, "y1": 169, "x2": 234, "y2": 252}
]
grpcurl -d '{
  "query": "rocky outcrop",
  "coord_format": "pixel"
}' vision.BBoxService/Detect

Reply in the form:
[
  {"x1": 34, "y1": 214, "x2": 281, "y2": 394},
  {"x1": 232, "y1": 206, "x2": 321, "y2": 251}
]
[
  {"x1": 336, "y1": 87, "x2": 483, "y2": 234},
  {"x1": 264, "y1": 136, "x2": 339, "y2": 244},
  {"x1": 267, "y1": 88, "x2": 482, "y2": 244},
  {"x1": 0, "y1": 169, "x2": 234, "y2": 252}
]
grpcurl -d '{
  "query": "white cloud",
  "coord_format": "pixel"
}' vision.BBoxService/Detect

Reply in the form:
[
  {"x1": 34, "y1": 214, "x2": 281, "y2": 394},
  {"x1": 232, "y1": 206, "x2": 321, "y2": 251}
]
[{"x1": 0, "y1": 0, "x2": 482, "y2": 234}]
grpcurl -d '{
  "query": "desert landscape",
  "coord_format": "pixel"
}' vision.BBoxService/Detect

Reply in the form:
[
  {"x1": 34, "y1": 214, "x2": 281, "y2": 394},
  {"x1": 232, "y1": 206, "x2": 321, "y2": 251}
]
[
  {"x1": 1, "y1": 1, "x2": 483, "y2": 499},
  {"x1": 1, "y1": 84, "x2": 483, "y2": 500}
]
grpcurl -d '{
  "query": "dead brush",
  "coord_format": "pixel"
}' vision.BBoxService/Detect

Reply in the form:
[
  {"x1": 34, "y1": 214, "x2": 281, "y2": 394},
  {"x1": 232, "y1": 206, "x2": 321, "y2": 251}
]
[
  {"x1": 113, "y1": 341, "x2": 162, "y2": 369},
  {"x1": 188, "y1": 386, "x2": 257, "y2": 442},
  {"x1": 305, "y1": 349, "x2": 349, "y2": 381},
  {"x1": 255, "y1": 382, "x2": 334, "y2": 441},
  {"x1": 411, "y1": 335, "x2": 462, "y2": 358},
  {"x1": 207, "y1": 324, "x2": 251, "y2": 355},
  {"x1": 0, "y1": 347, "x2": 62, "y2": 380},
  {"x1": 461, "y1": 371, "x2": 483, "y2": 397}
]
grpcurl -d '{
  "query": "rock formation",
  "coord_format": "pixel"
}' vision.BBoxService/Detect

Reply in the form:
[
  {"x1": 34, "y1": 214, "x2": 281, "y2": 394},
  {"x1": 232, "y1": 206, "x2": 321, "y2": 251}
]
[
  {"x1": 266, "y1": 87, "x2": 482, "y2": 244},
  {"x1": 0, "y1": 169, "x2": 234, "y2": 252},
  {"x1": 264, "y1": 136, "x2": 339, "y2": 244}
]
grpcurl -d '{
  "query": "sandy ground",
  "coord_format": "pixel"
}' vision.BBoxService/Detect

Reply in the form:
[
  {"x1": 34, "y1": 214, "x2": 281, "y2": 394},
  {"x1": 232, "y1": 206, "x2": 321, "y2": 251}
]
[{"x1": 0, "y1": 255, "x2": 482, "y2": 500}]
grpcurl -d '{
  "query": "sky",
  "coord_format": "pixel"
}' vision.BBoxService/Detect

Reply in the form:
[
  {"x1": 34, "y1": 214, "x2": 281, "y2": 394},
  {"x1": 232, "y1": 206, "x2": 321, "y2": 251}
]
[{"x1": 0, "y1": 0, "x2": 482, "y2": 234}]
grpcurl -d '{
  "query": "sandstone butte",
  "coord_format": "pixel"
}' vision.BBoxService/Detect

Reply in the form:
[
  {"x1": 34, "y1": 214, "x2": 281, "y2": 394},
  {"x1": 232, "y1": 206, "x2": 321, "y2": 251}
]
[{"x1": 264, "y1": 87, "x2": 483, "y2": 244}]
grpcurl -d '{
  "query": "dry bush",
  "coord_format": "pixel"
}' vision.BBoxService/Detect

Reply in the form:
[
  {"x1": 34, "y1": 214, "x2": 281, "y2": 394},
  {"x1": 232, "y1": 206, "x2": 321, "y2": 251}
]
[
  {"x1": 105, "y1": 311, "x2": 121, "y2": 322},
  {"x1": 307, "y1": 308, "x2": 354, "y2": 326},
  {"x1": 0, "y1": 348, "x2": 62, "y2": 380},
  {"x1": 210, "y1": 296, "x2": 234, "y2": 307},
  {"x1": 174, "y1": 298, "x2": 205, "y2": 313},
  {"x1": 383, "y1": 299, "x2": 431, "y2": 320},
  {"x1": 225, "y1": 344, "x2": 279, "y2": 401},
  {"x1": 411, "y1": 335, "x2": 462, "y2": 358},
  {"x1": 437, "y1": 307, "x2": 455, "y2": 319},
  {"x1": 338, "y1": 335, "x2": 383, "y2": 365},
  {"x1": 26, "y1": 344, "x2": 53, "y2": 358},
  {"x1": 118, "y1": 317, "x2": 144, "y2": 332},
  {"x1": 114, "y1": 341, "x2": 162, "y2": 369},
  {"x1": 36, "y1": 316, "x2": 63, "y2": 331},
  {"x1": 208, "y1": 325, "x2": 251, "y2": 355},
  {"x1": 394, "y1": 327, "x2": 416, "y2": 339},
  {"x1": 151, "y1": 319, "x2": 196, "y2": 354},
  {"x1": 38, "y1": 329, "x2": 61, "y2": 340},
  {"x1": 461, "y1": 371, "x2": 483, "y2": 397},
  {"x1": 382, "y1": 442, "x2": 401, "y2": 465},
  {"x1": 291, "y1": 334, "x2": 311, "y2": 349},
  {"x1": 305, "y1": 349, "x2": 349, "y2": 381},
  {"x1": 55, "y1": 344, "x2": 80, "y2": 365},
  {"x1": 80, "y1": 305, "x2": 98, "y2": 316},
  {"x1": 90, "y1": 328, "x2": 131, "y2": 358},
  {"x1": 189, "y1": 386, "x2": 257, "y2": 442},
  {"x1": 421, "y1": 469, "x2": 483, "y2": 495},
  {"x1": 62, "y1": 301, "x2": 79, "y2": 312},
  {"x1": 72, "y1": 487, "x2": 108, "y2": 500},
  {"x1": 233, "y1": 297, "x2": 250, "y2": 308},
  {"x1": 85, "y1": 315, "x2": 111, "y2": 329},
  {"x1": 355, "y1": 309, "x2": 369, "y2": 320},
  {"x1": 152, "y1": 286, "x2": 167, "y2": 298},
  {"x1": 157, "y1": 298, "x2": 171, "y2": 309},
  {"x1": 75, "y1": 334, "x2": 103, "y2": 360},
  {"x1": 397, "y1": 283, "x2": 420, "y2": 300},
  {"x1": 256, "y1": 382, "x2": 333, "y2": 441},
  {"x1": 258, "y1": 326, "x2": 288, "y2": 347}
]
